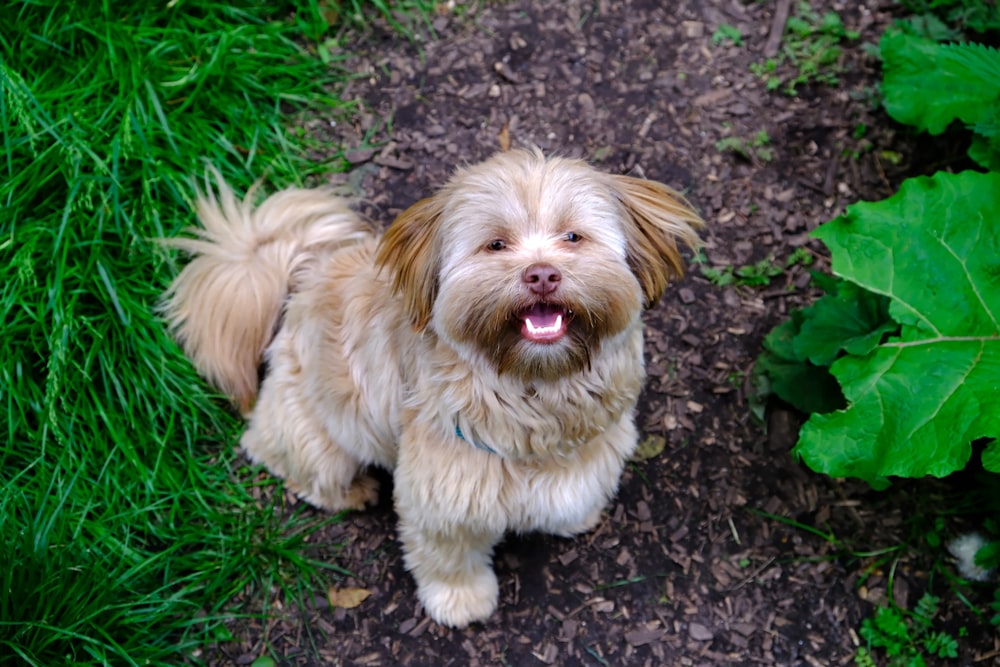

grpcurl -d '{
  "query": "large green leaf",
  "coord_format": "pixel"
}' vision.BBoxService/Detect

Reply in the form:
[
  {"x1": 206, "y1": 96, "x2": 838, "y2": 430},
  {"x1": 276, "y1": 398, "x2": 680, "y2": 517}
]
[
  {"x1": 881, "y1": 30, "x2": 1000, "y2": 136},
  {"x1": 793, "y1": 280, "x2": 896, "y2": 366},
  {"x1": 796, "y1": 171, "x2": 1000, "y2": 487},
  {"x1": 754, "y1": 312, "x2": 846, "y2": 415}
]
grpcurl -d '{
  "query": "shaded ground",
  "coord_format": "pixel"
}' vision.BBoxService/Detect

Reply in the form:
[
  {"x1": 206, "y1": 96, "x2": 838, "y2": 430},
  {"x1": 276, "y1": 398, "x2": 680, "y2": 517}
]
[{"x1": 207, "y1": 1, "x2": 997, "y2": 665}]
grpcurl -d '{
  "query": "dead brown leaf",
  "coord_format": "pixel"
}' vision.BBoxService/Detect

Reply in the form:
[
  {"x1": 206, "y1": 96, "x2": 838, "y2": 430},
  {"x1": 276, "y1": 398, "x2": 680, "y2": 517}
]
[
  {"x1": 327, "y1": 586, "x2": 372, "y2": 609},
  {"x1": 497, "y1": 121, "x2": 511, "y2": 152}
]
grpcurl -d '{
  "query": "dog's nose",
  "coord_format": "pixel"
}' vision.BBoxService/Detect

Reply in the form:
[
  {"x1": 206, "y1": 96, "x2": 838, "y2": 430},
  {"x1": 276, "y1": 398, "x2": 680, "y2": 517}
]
[{"x1": 523, "y1": 263, "x2": 562, "y2": 296}]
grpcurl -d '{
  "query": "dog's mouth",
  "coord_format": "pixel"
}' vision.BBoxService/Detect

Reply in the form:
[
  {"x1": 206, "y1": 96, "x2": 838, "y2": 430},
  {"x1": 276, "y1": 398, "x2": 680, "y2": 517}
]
[{"x1": 518, "y1": 303, "x2": 573, "y2": 344}]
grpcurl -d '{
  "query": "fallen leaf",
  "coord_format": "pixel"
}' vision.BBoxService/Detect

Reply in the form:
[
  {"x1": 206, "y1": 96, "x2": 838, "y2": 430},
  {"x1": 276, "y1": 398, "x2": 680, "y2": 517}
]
[
  {"x1": 327, "y1": 586, "x2": 371, "y2": 609},
  {"x1": 497, "y1": 121, "x2": 511, "y2": 152},
  {"x1": 631, "y1": 434, "x2": 666, "y2": 461}
]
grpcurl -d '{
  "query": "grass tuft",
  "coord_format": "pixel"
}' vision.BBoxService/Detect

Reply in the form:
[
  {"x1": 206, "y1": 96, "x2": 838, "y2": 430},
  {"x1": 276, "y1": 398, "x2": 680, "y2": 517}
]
[{"x1": 0, "y1": 0, "x2": 428, "y2": 663}]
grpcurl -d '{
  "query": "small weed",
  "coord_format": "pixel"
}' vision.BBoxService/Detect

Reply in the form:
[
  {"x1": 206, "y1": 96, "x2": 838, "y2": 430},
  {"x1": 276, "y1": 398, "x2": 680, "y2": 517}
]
[
  {"x1": 753, "y1": 131, "x2": 776, "y2": 162},
  {"x1": 855, "y1": 594, "x2": 961, "y2": 666},
  {"x1": 716, "y1": 127, "x2": 775, "y2": 163},
  {"x1": 700, "y1": 248, "x2": 812, "y2": 289},
  {"x1": 699, "y1": 264, "x2": 735, "y2": 287},
  {"x1": 879, "y1": 149, "x2": 904, "y2": 165},
  {"x1": 716, "y1": 136, "x2": 752, "y2": 158},
  {"x1": 750, "y1": 58, "x2": 783, "y2": 91},
  {"x1": 736, "y1": 258, "x2": 784, "y2": 286},
  {"x1": 840, "y1": 123, "x2": 875, "y2": 160},
  {"x1": 785, "y1": 246, "x2": 815, "y2": 268},
  {"x1": 712, "y1": 24, "x2": 744, "y2": 46},
  {"x1": 751, "y1": 1, "x2": 860, "y2": 95},
  {"x1": 701, "y1": 258, "x2": 780, "y2": 288}
]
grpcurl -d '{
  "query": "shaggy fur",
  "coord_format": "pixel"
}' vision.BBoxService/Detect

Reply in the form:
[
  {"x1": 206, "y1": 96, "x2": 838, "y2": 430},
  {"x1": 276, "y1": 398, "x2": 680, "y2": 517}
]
[{"x1": 162, "y1": 149, "x2": 703, "y2": 627}]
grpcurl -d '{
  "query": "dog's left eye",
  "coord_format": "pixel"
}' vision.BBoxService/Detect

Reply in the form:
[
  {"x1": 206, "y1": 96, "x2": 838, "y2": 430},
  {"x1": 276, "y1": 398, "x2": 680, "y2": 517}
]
[{"x1": 564, "y1": 232, "x2": 583, "y2": 243}]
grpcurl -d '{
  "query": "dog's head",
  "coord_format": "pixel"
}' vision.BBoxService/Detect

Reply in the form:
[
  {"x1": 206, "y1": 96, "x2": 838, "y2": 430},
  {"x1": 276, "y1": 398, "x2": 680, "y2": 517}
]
[{"x1": 376, "y1": 149, "x2": 704, "y2": 380}]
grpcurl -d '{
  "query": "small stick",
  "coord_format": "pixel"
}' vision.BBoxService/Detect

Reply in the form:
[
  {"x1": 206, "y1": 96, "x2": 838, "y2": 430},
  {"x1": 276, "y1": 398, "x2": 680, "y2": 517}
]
[{"x1": 764, "y1": 0, "x2": 793, "y2": 58}]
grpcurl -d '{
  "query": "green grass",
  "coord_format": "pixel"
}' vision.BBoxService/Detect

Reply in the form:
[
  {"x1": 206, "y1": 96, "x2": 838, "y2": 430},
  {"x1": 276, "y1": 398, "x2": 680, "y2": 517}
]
[{"x1": 0, "y1": 1, "x2": 427, "y2": 664}]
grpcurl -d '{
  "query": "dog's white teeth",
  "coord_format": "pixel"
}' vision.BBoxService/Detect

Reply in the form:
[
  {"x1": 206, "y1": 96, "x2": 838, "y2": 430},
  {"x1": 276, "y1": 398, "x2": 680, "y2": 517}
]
[{"x1": 525, "y1": 315, "x2": 562, "y2": 335}]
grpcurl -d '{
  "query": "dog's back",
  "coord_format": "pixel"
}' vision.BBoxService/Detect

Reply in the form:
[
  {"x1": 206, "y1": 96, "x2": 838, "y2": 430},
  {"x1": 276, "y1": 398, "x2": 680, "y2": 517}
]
[{"x1": 161, "y1": 176, "x2": 372, "y2": 414}]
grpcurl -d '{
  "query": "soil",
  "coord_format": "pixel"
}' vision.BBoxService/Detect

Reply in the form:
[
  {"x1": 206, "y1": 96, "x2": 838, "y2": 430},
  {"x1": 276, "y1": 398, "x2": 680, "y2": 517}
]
[{"x1": 205, "y1": 1, "x2": 998, "y2": 665}]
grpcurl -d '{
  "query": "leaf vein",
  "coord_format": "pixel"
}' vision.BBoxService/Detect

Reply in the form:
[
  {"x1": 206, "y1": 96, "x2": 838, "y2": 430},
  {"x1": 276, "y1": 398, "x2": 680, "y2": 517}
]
[
  {"x1": 884, "y1": 242, "x2": 942, "y2": 336},
  {"x1": 903, "y1": 340, "x2": 983, "y2": 443},
  {"x1": 883, "y1": 335, "x2": 998, "y2": 348},
  {"x1": 937, "y1": 223, "x2": 999, "y2": 333}
]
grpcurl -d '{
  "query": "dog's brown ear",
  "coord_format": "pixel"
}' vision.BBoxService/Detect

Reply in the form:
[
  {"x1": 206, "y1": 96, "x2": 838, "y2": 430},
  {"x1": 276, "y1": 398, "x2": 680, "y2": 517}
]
[
  {"x1": 610, "y1": 175, "x2": 704, "y2": 307},
  {"x1": 375, "y1": 195, "x2": 445, "y2": 330}
]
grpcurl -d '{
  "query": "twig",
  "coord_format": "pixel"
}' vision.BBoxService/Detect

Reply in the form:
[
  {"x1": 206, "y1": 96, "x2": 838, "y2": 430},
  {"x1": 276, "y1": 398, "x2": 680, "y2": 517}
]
[
  {"x1": 764, "y1": 0, "x2": 792, "y2": 58},
  {"x1": 728, "y1": 556, "x2": 777, "y2": 591}
]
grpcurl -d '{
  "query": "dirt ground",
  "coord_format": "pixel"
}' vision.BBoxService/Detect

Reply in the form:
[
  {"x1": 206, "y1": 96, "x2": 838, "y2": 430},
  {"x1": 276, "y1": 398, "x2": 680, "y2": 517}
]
[{"x1": 206, "y1": 1, "x2": 998, "y2": 665}]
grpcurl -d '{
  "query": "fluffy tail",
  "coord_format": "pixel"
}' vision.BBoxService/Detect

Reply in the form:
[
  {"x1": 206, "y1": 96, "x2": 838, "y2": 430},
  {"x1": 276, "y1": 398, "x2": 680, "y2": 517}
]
[{"x1": 161, "y1": 173, "x2": 371, "y2": 414}]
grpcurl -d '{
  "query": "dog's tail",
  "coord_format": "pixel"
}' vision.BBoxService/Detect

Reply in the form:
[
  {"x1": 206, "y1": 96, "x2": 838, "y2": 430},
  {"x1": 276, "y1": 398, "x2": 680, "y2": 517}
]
[{"x1": 161, "y1": 172, "x2": 371, "y2": 414}]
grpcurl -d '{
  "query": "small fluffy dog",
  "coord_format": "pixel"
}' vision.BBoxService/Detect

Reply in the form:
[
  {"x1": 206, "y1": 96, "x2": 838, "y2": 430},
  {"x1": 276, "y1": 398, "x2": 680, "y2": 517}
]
[{"x1": 163, "y1": 149, "x2": 703, "y2": 627}]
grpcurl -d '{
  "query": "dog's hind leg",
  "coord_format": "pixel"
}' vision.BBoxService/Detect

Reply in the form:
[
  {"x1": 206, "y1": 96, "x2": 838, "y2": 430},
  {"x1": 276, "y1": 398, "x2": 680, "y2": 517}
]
[{"x1": 241, "y1": 371, "x2": 379, "y2": 512}]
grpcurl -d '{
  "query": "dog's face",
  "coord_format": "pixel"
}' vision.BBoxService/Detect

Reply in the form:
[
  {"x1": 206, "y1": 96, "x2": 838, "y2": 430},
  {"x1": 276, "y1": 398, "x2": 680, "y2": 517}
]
[{"x1": 377, "y1": 150, "x2": 703, "y2": 380}]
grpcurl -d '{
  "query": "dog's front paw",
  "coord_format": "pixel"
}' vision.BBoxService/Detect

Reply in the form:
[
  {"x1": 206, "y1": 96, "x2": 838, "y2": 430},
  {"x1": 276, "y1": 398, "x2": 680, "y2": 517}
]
[{"x1": 417, "y1": 570, "x2": 499, "y2": 628}]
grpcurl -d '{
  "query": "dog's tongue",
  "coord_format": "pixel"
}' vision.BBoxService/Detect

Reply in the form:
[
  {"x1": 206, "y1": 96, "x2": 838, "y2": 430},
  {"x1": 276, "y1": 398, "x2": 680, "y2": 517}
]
[{"x1": 520, "y1": 303, "x2": 568, "y2": 343}]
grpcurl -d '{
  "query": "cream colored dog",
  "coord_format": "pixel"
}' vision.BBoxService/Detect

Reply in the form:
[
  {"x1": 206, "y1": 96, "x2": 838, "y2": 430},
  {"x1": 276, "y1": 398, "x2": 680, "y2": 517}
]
[{"x1": 163, "y1": 149, "x2": 703, "y2": 627}]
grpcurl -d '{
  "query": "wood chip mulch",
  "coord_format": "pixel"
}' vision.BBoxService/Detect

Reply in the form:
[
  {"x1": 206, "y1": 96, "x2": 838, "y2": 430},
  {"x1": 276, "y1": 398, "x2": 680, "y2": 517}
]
[{"x1": 204, "y1": 1, "x2": 999, "y2": 665}]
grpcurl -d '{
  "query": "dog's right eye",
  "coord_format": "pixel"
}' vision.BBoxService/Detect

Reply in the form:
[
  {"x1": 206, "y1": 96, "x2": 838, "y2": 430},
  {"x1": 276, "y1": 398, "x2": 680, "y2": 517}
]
[{"x1": 487, "y1": 239, "x2": 507, "y2": 251}]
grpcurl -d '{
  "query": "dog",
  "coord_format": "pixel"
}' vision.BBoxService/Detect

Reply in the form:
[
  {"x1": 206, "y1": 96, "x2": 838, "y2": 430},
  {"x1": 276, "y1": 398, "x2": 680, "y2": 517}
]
[{"x1": 162, "y1": 148, "x2": 703, "y2": 627}]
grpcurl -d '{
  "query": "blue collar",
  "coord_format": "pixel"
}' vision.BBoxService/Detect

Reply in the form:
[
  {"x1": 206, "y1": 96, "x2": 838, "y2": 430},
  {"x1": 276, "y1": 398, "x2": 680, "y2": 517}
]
[{"x1": 455, "y1": 424, "x2": 498, "y2": 455}]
